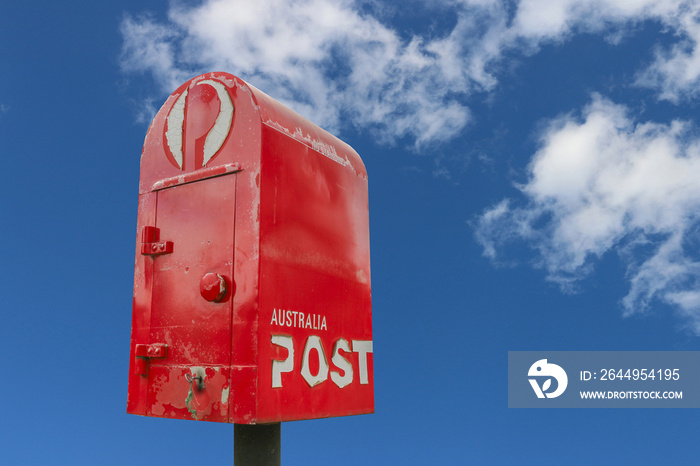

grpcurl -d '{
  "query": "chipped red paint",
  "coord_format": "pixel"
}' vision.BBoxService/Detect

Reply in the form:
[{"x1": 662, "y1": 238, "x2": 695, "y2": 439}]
[
  {"x1": 199, "y1": 273, "x2": 228, "y2": 303},
  {"x1": 127, "y1": 72, "x2": 373, "y2": 424}
]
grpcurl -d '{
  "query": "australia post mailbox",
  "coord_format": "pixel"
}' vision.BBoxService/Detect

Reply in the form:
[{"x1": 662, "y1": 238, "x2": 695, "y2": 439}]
[{"x1": 127, "y1": 72, "x2": 373, "y2": 424}]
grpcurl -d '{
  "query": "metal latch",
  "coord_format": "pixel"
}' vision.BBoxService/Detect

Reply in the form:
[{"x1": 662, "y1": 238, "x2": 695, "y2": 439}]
[
  {"x1": 134, "y1": 343, "x2": 168, "y2": 376},
  {"x1": 140, "y1": 226, "x2": 173, "y2": 256}
]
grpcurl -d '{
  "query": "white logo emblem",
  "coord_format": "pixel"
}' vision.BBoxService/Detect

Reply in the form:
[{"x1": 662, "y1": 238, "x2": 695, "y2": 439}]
[
  {"x1": 164, "y1": 78, "x2": 234, "y2": 170},
  {"x1": 528, "y1": 359, "x2": 568, "y2": 399}
]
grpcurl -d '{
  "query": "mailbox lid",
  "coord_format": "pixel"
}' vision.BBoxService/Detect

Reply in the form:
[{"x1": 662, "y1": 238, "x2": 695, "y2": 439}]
[
  {"x1": 138, "y1": 73, "x2": 264, "y2": 195},
  {"x1": 136, "y1": 71, "x2": 366, "y2": 194},
  {"x1": 251, "y1": 83, "x2": 367, "y2": 180}
]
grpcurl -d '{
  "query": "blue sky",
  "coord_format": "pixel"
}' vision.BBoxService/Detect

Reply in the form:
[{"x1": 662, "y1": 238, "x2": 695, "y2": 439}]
[{"x1": 4, "y1": 0, "x2": 700, "y2": 464}]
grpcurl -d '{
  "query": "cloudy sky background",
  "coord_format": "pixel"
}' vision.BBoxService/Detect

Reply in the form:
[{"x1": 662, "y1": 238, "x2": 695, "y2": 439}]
[
  {"x1": 121, "y1": 0, "x2": 700, "y2": 333},
  {"x1": 4, "y1": 0, "x2": 700, "y2": 464}
]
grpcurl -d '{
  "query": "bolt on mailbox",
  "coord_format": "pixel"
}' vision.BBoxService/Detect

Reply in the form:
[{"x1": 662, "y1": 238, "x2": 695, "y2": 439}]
[{"x1": 127, "y1": 72, "x2": 373, "y2": 424}]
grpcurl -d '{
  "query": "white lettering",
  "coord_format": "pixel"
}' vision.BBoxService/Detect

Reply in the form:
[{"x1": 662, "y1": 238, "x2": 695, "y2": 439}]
[
  {"x1": 271, "y1": 335, "x2": 373, "y2": 389},
  {"x1": 270, "y1": 309, "x2": 328, "y2": 331},
  {"x1": 300, "y1": 336, "x2": 329, "y2": 387},
  {"x1": 330, "y1": 338, "x2": 353, "y2": 388},
  {"x1": 271, "y1": 335, "x2": 294, "y2": 388},
  {"x1": 352, "y1": 340, "x2": 373, "y2": 385}
]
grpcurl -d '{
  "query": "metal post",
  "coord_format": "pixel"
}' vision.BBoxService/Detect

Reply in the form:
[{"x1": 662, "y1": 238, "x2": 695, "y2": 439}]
[{"x1": 234, "y1": 423, "x2": 281, "y2": 466}]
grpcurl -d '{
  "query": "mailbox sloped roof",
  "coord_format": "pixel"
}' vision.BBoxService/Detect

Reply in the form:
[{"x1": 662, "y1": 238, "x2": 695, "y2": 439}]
[{"x1": 140, "y1": 72, "x2": 366, "y2": 193}]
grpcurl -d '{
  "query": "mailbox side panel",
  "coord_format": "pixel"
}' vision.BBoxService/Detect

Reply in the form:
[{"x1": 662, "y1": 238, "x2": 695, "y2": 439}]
[
  {"x1": 256, "y1": 126, "x2": 373, "y2": 423},
  {"x1": 128, "y1": 191, "x2": 157, "y2": 415}
]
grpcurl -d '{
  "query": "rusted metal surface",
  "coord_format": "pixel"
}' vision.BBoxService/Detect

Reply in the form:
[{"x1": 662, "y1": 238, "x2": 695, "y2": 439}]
[{"x1": 128, "y1": 72, "x2": 373, "y2": 424}]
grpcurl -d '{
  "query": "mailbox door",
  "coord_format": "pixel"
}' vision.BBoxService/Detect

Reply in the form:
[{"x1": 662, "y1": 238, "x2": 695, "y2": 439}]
[{"x1": 144, "y1": 173, "x2": 236, "y2": 422}]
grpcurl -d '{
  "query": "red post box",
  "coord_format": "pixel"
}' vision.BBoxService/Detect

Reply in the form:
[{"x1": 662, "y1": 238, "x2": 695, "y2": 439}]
[{"x1": 127, "y1": 72, "x2": 373, "y2": 424}]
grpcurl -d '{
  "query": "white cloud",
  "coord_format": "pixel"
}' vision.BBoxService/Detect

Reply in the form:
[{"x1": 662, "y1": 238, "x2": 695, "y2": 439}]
[
  {"x1": 511, "y1": 0, "x2": 682, "y2": 40},
  {"x1": 457, "y1": 0, "x2": 699, "y2": 100},
  {"x1": 636, "y1": 2, "x2": 700, "y2": 102},
  {"x1": 121, "y1": 0, "x2": 475, "y2": 147},
  {"x1": 508, "y1": 0, "x2": 700, "y2": 102},
  {"x1": 120, "y1": 0, "x2": 700, "y2": 330},
  {"x1": 120, "y1": 15, "x2": 191, "y2": 92},
  {"x1": 120, "y1": 0, "x2": 700, "y2": 144},
  {"x1": 476, "y1": 95, "x2": 700, "y2": 330}
]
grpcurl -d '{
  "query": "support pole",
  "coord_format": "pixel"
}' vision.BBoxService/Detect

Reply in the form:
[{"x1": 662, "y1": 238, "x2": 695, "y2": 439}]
[{"x1": 234, "y1": 423, "x2": 281, "y2": 466}]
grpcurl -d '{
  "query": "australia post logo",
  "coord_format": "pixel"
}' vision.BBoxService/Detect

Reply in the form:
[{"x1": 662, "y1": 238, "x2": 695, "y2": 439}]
[
  {"x1": 528, "y1": 359, "x2": 568, "y2": 399},
  {"x1": 163, "y1": 78, "x2": 234, "y2": 171},
  {"x1": 269, "y1": 309, "x2": 373, "y2": 390}
]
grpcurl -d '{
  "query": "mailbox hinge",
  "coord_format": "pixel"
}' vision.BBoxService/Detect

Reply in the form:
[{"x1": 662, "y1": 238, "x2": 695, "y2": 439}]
[
  {"x1": 134, "y1": 343, "x2": 168, "y2": 376},
  {"x1": 140, "y1": 226, "x2": 173, "y2": 256}
]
